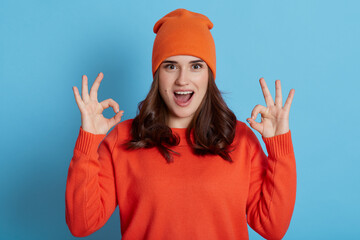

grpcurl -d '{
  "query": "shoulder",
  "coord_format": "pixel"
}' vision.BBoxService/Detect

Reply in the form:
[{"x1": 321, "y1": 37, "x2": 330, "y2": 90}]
[
  {"x1": 114, "y1": 118, "x2": 134, "y2": 131},
  {"x1": 233, "y1": 120, "x2": 260, "y2": 148},
  {"x1": 235, "y1": 120, "x2": 247, "y2": 132},
  {"x1": 234, "y1": 120, "x2": 251, "y2": 139},
  {"x1": 109, "y1": 118, "x2": 134, "y2": 143}
]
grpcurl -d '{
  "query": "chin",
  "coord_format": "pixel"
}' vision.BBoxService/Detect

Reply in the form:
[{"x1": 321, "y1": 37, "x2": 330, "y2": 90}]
[{"x1": 169, "y1": 107, "x2": 198, "y2": 122}]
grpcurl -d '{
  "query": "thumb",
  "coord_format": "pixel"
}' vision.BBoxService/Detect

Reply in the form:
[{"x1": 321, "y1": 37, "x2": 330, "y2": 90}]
[
  {"x1": 246, "y1": 118, "x2": 263, "y2": 135},
  {"x1": 108, "y1": 111, "x2": 124, "y2": 129}
]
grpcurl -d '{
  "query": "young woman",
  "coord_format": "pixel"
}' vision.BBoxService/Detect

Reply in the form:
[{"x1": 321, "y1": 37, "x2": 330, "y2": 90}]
[{"x1": 66, "y1": 8, "x2": 296, "y2": 240}]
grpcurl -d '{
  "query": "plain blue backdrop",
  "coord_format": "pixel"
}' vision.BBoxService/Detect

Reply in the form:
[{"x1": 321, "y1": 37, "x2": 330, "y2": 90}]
[{"x1": 1, "y1": 0, "x2": 359, "y2": 239}]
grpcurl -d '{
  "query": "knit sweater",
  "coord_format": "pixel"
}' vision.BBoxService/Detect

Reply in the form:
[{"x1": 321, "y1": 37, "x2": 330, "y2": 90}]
[{"x1": 65, "y1": 119, "x2": 296, "y2": 240}]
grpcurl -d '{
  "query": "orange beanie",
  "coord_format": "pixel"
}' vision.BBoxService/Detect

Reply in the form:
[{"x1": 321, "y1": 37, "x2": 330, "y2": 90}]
[{"x1": 152, "y1": 8, "x2": 216, "y2": 79}]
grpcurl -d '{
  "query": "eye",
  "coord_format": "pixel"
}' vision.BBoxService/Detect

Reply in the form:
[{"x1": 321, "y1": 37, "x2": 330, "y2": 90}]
[
  {"x1": 164, "y1": 64, "x2": 176, "y2": 70},
  {"x1": 192, "y1": 63, "x2": 203, "y2": 70}
]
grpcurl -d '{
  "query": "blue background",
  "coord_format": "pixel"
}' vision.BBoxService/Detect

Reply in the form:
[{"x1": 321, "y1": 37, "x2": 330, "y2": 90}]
[{"x1": 1, "y1": 0, "x2": 359, "y2": 239}]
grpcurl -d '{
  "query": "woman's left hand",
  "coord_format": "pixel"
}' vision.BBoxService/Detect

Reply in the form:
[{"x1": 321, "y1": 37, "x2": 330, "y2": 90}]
[{"x1": 247, "y1": 78, "x2": 295, "y2": 138}]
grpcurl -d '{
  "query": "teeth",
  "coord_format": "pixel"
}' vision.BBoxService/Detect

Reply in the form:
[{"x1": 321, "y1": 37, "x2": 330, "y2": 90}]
[{"x1": 175, "y1": 91, "x2": 193, "y2": 95}]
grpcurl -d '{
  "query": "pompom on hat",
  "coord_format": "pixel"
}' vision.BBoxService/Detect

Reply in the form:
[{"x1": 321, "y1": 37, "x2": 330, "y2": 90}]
[{"x1": 152, "y1": 8, "x2": 217, "y2": 79}]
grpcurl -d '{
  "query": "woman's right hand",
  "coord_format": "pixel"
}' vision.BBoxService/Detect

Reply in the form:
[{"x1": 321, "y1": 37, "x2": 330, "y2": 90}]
[{"x1": 72, "y1": 72, "x2": 124, "y2": 135}]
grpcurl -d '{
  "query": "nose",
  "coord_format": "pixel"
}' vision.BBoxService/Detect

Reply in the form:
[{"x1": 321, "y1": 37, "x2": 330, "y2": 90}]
[{"x1": 175, "y1": 68, "x2": 189, "y2": 86}]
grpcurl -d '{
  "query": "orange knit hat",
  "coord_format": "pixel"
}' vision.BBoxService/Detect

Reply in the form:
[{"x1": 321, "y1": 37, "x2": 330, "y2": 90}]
[{"x1": 152, "y1": 8, "x2": 216, "y2": 79}]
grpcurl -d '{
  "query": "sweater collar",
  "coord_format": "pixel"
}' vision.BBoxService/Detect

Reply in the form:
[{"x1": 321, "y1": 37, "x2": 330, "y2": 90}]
[{"x1": 171, "y1": 127, "x2": 191, "y2": 146}]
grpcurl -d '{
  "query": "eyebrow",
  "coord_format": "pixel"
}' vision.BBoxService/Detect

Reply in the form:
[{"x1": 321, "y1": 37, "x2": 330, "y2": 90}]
[{"x1": 162, "y1": 60, "x2": 204, "y2": 64}]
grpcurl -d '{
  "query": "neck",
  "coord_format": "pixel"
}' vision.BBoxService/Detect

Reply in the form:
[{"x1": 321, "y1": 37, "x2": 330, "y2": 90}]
[{"x1": 166, "y1": 115, "x2": 193, "y2": 128}]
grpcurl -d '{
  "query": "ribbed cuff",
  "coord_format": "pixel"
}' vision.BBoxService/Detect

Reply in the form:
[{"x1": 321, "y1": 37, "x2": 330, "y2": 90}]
[
  {"x1": 262, "y1": 130, "x2": 293, "y2": 158},
  {"x1": 74, "y1": 126, "x2": 107, "y2": 155}
]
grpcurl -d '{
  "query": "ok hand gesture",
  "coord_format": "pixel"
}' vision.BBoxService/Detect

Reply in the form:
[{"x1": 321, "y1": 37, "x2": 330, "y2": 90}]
[
  {"x1": 72, "y1": 72, "x2": 124, "y2": 135},
  {"x1": 247, "y1": 78, "x2": 295, "y2": 138}
]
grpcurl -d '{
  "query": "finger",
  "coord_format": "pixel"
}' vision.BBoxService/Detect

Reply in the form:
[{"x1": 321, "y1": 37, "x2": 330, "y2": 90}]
[
  {"x1": 82, "y1": 75, "x2": 90, "y2": 102},
  {"x1": 100, "y1": 98, "x2": 120, "y2": 113},
  {"x1": 284, "y1": 89, "x2": 295, "y2": 111},
  {"x1": 90, "y1": 72, "x2": 103, "y2": 101},
  {"x1": 108, "y1": 111, "x2": 124, "y2": 129},
  {"x1": 73, "y1": 86, "x2": 85, "y2": 111},
  {"x1": 259, "y1": 78, "x2": 274, "y2": 106},
  {"x1": 251, "y1": 104, "x2": 268, "y2": 120},
  {"x1": 246, "y1": 118, "x2": 263, "y2": 134},
  {"x1": 275, "y1": 80, "x2": 282, "y2": 107}
]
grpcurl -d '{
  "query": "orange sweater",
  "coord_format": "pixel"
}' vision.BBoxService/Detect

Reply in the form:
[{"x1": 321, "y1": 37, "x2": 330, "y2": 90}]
[{"x1": 65, "y1": 119, "x2": 296, "y2": 240}]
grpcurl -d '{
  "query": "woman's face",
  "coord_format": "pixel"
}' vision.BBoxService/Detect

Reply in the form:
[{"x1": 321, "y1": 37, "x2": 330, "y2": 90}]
[{"x1": 158, "y1": 55, "x2": 209, "y2": 128}]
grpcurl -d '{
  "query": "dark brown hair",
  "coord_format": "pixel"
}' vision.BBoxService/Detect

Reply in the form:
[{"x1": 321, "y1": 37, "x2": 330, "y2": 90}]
[{"x1": 126, "y1": 68, "x2": 237, "y2": 163}]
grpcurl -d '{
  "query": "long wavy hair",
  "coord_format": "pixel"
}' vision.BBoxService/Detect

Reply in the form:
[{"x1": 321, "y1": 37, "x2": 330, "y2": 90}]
[{"x1": 126, "y1": 67, "x2": 237, "y2": 163}]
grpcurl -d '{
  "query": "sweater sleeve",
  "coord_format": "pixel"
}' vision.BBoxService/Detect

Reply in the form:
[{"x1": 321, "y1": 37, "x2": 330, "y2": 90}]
[
  {"x1": 65, "y1": 125, "x2": 118, "y2": 237},
  {"x1": 245, "y1": 127, "x2": 296, "y2": 240}
]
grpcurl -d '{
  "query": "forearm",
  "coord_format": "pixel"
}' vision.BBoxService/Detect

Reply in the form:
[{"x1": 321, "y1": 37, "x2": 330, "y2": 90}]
[
  {"x1": 65, "y1": 127, "x2": 117, "y2": 237},
  {"x1": 247, "y1": 131, "x2": 296, "y2": 240}
]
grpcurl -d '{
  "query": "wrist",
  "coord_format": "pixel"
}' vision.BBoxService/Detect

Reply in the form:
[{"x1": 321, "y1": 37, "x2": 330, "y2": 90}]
[{"x1": 274, "y1": 128, "x2": 290, "y2": 137}]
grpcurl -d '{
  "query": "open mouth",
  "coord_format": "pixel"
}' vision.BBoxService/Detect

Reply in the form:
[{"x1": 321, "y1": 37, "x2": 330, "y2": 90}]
[{"x1": 174, "y1": 91, "x2": 194, "y2": 106}]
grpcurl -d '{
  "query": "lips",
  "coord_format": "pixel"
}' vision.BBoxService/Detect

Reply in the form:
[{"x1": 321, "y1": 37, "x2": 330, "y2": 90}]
[{"x1": 174, "y1": 90, "x2": 194, "y2": 107}]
